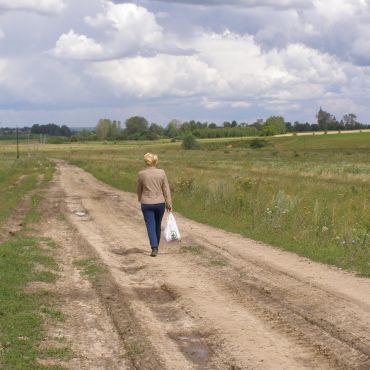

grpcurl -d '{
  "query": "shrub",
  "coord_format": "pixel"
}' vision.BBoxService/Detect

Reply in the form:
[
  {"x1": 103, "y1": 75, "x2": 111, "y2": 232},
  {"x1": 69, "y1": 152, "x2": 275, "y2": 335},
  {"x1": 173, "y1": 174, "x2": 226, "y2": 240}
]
[
  {"x1": 47, "y1": 136, "x2": 68, "y2": 144},
  {"x1": 182, "y1": 134, "x2": 200, "y2": 150},
  {"x1": 249, "y1": 138, "x2": 267, "y2": 149}
]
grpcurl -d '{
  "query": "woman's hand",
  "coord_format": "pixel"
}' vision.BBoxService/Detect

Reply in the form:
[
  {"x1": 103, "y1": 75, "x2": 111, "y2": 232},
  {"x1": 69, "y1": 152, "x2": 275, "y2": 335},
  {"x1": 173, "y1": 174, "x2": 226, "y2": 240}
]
[{"x1": 167, "y1": 205, "x2": 173, "y2": 212}]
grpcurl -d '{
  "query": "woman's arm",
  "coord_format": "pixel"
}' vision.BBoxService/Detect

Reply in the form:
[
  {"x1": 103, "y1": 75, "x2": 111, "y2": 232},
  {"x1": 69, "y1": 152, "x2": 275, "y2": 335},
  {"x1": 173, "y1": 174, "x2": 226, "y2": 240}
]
[
  {"x1": 136, "y1": 175, "x2": 143, "y2": 202},
  {"x1": 162, "y1": 173, "x2": 172, "y2": 211}
]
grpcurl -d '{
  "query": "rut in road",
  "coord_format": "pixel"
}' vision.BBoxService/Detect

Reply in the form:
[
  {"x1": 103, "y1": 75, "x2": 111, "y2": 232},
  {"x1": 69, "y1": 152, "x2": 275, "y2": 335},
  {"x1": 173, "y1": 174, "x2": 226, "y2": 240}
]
[{"x1": 56, "y1": 160, "x2": 370, "y2": 370}]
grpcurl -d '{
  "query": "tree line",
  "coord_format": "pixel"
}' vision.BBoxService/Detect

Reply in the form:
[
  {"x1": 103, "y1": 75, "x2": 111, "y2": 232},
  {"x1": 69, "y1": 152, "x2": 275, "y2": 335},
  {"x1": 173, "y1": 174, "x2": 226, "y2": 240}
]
[
  {"x1": 92, "y1": 108, "x2": 369, "y2": 141},
  {"x1": 1, "y1": 108, "x2": 368, "y2": 142}
]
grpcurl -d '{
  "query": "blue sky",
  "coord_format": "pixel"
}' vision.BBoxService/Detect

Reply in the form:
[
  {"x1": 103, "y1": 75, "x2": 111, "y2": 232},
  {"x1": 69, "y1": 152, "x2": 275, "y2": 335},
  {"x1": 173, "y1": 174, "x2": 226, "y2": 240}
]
[{"x1": 0, "y1": 0, "x2": 370, "y2": 127}]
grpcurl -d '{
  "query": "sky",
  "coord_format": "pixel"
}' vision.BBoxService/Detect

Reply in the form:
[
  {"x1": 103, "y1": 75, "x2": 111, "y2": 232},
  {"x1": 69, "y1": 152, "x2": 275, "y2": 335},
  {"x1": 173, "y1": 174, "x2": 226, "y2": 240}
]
[{"x1": 0, "y1": 0, "x2": 370, "y2": 127}]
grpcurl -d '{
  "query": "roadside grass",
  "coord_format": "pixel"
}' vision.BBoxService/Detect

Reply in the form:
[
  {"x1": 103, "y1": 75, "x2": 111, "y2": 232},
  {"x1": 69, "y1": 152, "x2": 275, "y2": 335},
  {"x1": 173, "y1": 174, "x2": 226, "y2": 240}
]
[
  {"x1": 0, "y1": 236, "x2": 66, "y2": 369},
  {"x1": 0, "y1": 155, "x2": 54, "y2": 227},
  {"x1": 0, "y1": 151, "x2": 70, "y2": 369},
  {"x1": 44, "y1": 133, "x2": 370, "y2": 276}
]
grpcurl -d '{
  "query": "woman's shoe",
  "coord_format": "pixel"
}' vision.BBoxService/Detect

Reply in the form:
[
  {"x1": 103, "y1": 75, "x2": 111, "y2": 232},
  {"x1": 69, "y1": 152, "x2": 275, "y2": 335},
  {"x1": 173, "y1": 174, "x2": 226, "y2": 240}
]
[{"x1": 150, "y1": 248, "x2": 158, "y2": 257}]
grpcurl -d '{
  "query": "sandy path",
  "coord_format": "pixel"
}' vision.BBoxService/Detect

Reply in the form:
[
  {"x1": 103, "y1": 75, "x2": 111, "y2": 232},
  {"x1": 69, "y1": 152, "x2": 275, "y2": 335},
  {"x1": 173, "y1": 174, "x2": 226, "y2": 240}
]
[{"x1": 55, "y1": 161, "x2": 370, "y2": 370}]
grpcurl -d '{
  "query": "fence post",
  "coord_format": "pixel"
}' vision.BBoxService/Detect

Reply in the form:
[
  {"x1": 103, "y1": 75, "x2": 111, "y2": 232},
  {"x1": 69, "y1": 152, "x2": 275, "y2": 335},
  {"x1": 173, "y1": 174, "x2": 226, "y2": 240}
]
[{"x1": 16, "y1": 127, "x2": 20, "y2": 159}]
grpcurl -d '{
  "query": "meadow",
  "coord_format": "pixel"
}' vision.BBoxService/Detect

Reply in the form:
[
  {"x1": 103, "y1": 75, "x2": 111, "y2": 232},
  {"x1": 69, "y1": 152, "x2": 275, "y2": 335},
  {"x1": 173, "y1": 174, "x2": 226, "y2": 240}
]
[{"x1": 2, "y1": 132, "x2": 370, "y2": 276}]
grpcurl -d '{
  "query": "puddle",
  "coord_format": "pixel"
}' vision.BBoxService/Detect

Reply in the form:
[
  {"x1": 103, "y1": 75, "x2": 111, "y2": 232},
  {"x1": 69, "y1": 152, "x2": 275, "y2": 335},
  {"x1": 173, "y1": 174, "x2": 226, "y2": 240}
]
[{"x1": 169, "y1": 332, "x2": 211, "y2": 367}]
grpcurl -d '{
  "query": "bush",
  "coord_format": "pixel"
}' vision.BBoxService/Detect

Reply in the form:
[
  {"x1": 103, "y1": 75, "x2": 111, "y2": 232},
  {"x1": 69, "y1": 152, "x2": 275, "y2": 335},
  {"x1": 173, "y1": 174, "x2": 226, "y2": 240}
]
[
  {"x1": 249, "y1": 138, "x2": 267, "y2": 149},
  {"x1": 182, "y1": 134, "x2": 200, "y2": 150},
  {"x1": 47, "y1": 136, "x2": 68, "y2": 144}
]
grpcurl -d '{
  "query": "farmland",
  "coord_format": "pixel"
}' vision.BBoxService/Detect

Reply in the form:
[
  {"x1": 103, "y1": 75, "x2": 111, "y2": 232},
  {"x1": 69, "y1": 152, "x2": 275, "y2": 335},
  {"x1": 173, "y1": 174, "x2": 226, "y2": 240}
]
[
  {"x1": 44, "y1": 132, "x2": 370, "y2": 276},
  {"x1": 1, "y1": 132, "x2": 370, "y2": 369}
]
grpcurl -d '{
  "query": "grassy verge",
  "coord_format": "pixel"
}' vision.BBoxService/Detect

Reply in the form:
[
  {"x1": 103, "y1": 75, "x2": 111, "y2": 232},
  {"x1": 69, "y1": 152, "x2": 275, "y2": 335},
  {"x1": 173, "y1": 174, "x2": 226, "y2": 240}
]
[
  {"x1": 0, "y1": 156, "x2": 54, "y2": 227},
  {"x1": 0, "y1": 236, "x2": 64, "y2": 369},
  {"x1": 0, "y1": 152, "x2": 70, "y2": 369},
  {"x1": 46, "y1": 134, "x2": 370, "y2": 276}
]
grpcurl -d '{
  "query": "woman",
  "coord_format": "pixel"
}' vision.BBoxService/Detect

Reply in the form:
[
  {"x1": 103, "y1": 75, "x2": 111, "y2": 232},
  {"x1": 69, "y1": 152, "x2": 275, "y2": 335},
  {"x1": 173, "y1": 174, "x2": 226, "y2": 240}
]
[{"x1": 137, "y1": 153, "x2": 172, "y2": 257}]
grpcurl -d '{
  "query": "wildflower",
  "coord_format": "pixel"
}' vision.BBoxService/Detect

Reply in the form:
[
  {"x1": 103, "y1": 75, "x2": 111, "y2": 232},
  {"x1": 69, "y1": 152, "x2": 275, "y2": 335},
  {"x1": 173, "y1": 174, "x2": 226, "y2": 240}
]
[
  {"x1": 342, "y1": 241, "x2": 346, "y2": 245},
  {"x1": 322, "y1": 226, "x2": 329, "y2": 232}
]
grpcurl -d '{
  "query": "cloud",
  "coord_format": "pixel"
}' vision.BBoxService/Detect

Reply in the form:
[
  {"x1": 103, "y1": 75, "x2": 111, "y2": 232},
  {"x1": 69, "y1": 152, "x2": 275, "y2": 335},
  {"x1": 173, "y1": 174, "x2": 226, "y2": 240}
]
[
  {"x1": 140, "y1": 0, "x2": 312, "y2": 9},
  {"x1": 88, "y1": 53, "x2": 224, "y2": 98},
  {"x1": 0, "y1": 0, "x2": 66, "y2": 15},
  {"x1": 53, "y1": 1, "x2": 182, "y2": 60},
  {"x1": 86, "y1": 28, "x2": 346, "y2": 112},
  {"x1": 54, "y1": 30, "x2": 103, "y2": 59},
  {"x1": 85, "y1": 1, "x2": 164, "y2": 55}
]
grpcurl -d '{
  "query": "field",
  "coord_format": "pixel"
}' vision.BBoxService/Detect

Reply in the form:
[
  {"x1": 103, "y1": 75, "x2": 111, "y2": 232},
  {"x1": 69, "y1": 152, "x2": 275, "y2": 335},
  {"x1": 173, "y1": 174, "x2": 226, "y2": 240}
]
[
  {"x1": 42, "y1": 133, "x2": 370, "y2": 276},
  {"x1": 1, "y1": 132, "x2": 370, "y2": 369}
]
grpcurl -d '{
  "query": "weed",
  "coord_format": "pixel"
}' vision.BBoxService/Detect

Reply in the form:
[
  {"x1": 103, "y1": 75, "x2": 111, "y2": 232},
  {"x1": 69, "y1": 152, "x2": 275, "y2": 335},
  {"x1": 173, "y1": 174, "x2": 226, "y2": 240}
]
[
  {"x1": 209, "y1": 259, "x2": 228, "y2": 267},
  {"x1": 38, "y1": 346, "x2": 74, "y2": 360},
  {"x1": 180, "y1": 245, "x2": 202, "y2": 255},
  {"x1": 41, "y1": 307, "x2": 65, "y2": 322},
  {"x1": 73, "y1": 257, "x2": 107, "y2": 279},
  {"x1": 127, "y1": 342, "x2": 144, "y2": 356}
]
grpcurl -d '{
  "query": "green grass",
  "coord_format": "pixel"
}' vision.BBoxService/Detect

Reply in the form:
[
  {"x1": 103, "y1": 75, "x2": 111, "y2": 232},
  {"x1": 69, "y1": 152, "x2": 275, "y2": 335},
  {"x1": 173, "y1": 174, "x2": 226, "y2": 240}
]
[
  {"x1": 38, "y1": 346, "x2": 73, "y2": 361},
  {"x1": 0, "y1": 155, "x2": 54, "y2": 228},
  {"x1": 180, "y1": 245, "x2": 203, "y2": 255},
  {"x1": 209, "y1": 259, "x2": 228, "y2": 267},
  {"x1": 126, "y1": 342, "x2": 145, "y2": 356},
  {"x1": 41, "y1": 307, "x2": 65, "y2": 323},
  {"x1": 0, "y1": 236, "x2": 64, "y2": 369},
  {"x1": 39, "y1": 134, "x2": 370, "y2": 276},
  {"x1": 0, "y1": 151, "x2": 66, "y2": 369},
  {"x1": 73, "y1": 257, "x2": 107, "y2": 279}
]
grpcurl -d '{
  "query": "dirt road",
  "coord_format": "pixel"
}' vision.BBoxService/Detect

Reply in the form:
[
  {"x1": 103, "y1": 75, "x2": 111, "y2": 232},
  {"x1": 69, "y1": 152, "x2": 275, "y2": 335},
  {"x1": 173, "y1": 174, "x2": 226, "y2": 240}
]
[{"x1": 46, "y1": 161, "x2": 370, "y2": 369}]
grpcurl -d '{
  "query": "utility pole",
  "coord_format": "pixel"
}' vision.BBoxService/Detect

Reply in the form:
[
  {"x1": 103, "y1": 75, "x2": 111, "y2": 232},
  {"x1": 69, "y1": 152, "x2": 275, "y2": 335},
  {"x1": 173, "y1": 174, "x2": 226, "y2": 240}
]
[{"x1": 16, "y1": 127, "x2": 20, "y2": 159}]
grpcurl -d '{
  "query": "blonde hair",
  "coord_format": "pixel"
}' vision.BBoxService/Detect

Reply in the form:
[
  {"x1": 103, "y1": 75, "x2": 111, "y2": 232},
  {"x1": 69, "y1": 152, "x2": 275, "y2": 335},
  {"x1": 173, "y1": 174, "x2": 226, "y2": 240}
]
[{"x1": 144, "y1": 153, "x2": 158, "y2": 166}]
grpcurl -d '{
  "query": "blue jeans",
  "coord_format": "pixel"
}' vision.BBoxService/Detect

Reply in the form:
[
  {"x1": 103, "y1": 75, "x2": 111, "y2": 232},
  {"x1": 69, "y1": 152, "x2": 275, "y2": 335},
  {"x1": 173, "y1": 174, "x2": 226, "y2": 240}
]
[{"x1": 141, "y1": 203, "x2": 166, "y2": 249}]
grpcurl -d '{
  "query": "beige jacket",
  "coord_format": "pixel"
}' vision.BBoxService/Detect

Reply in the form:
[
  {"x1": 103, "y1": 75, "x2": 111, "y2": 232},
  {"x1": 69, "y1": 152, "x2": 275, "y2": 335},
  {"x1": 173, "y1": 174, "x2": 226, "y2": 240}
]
[{"x1": 137, "y1": 167, "x2": 172, "y2": 207}]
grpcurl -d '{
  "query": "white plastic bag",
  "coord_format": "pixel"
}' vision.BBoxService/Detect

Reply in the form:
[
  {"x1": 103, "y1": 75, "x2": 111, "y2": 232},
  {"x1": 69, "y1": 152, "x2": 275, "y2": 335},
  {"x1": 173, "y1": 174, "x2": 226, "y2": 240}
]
[{"x1": 164, "y1": 213, "x2": 181, "y2": 242}]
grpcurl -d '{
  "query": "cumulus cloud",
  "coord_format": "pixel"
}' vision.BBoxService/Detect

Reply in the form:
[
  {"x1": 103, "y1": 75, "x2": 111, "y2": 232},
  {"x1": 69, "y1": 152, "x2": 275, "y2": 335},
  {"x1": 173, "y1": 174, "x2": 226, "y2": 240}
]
[
  {"x1": 88, "y1": 54, "x2": 224, "y2": 98},
  {"x1": 53, "y1": 1, "x2": 183, "y2": 60},
  {"x1": 85, "y1": 28, "x2": 347, "y2": 114},
  {"x1": 54, "y1": 30, "x2": 103, "y2": 59},
  {"x1": 133, "y1": 0, "x2": 312, "y2": 9},
  {"x1": 0, "y1": 0, "x2": 66, "y2": 15}
]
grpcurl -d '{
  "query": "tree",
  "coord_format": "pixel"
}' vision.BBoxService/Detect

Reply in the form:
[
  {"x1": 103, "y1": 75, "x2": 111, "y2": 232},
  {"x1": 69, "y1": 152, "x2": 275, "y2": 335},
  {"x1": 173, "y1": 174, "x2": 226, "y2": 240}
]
[
  {"x1": 149, "y1": 123, "x2": 164, "y2": 137},
  {"x1": 342, "y1": 113, "x2": 360, "y2": 130},
  {"x1": 60, "y1": 125, "x2": 72, "y2": 137},
  {"x1": 30, "y1": 123, "x2": 71, "y2": 137},
  {"x1": 96, "y1": 119, "x2": 112, "y2": 140},
  {"x1": 317, "y1": 107, "x2": 337, "y2": 130},
  {"x1": 165, "y1": 119, "x2": 181, "y2": 138},
  {"x1": 124, "y1": 116, "x2": 149, "y2": 136},
  {"x1": 262, "y1": 116, "x2": 286, "y2": 136}
]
